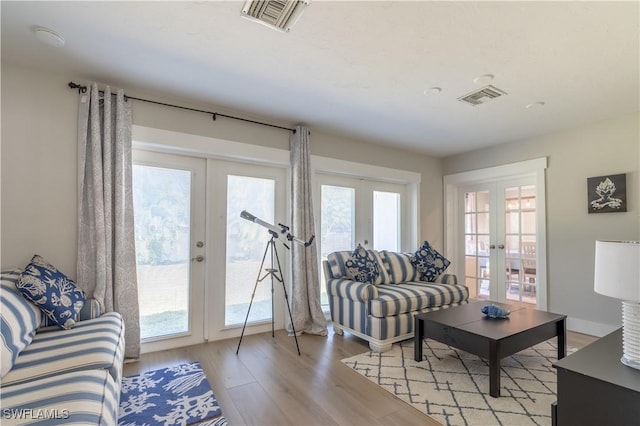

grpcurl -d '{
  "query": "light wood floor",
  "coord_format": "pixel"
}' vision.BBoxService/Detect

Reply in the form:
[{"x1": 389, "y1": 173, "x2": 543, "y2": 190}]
[{"x1": 124, "y1": 326, "x2": 598, "y2": 426}]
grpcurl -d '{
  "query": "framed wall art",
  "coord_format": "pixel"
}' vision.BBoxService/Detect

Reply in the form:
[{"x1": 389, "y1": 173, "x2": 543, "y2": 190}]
[{"x1": 587, "y1": 173, "x2": 627, "y2": 213}]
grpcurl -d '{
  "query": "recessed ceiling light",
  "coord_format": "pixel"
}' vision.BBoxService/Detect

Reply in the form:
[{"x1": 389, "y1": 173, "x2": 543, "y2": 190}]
[
  {"x1": 424, "y1": 87, "x2": 442, "y2": 96},
  {"x1": 473, "y1": 74, "x2": 494, "y2": 85},
  {"x1": 526, "y1": 101, "x2": 546, "y2": 109},
  {"x1": 34, "y1": 27, "x2": 65, "y2": 47}
]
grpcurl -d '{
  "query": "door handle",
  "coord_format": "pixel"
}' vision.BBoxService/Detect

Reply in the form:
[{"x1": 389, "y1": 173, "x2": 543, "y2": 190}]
[
  {"x1": 498, "y1": 244, "x2": 505, "y2": 250},
  {"x1": 490, "y1": 244, "x2": 496, "y2": 249},
  {"x1": 191, "y1": 255, "x2": 205, "y2": 262}
]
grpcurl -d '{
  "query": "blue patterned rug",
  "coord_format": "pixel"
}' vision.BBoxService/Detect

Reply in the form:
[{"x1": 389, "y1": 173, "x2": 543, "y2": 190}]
[{"x1": 118, "y1": 362, "x2": 227, "y2": 426}]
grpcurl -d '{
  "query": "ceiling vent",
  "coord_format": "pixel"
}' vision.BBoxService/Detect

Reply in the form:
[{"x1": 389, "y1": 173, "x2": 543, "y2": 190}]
[
  {"x1": 241, "y1": 0, "x2": 310, "y2": 33},
  {"x1": 458, "y1": 85, "x2": 507, "y2": 106}
]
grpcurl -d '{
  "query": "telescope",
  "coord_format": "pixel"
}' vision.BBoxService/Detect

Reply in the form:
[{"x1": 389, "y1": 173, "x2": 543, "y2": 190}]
[
  {"x1": 237, "y1": 210, "x2": 309, "y2": 356},
  {"x1": 240, "y1": 210, "x2": 314, "y2": 247}
]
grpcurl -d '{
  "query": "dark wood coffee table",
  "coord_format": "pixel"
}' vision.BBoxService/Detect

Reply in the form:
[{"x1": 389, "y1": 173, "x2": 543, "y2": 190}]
[{"x1": 414, "y1": 300, "x2": 566, "y2": 397}]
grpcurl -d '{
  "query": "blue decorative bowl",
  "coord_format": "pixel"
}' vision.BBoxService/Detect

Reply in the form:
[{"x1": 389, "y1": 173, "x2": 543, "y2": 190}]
[{"x1": 481, "y1": 304, "x2": 510, "y2": 319}]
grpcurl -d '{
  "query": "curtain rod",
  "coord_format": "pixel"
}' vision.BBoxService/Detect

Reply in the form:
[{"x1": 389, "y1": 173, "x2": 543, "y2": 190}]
[{"x1": 68, "y1": 82, "x2": 296, "y2": 134}]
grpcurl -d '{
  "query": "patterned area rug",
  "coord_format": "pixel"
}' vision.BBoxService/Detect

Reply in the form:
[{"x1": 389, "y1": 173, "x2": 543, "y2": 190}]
[
  {"x1": 342, "y1": 339, "x2": 572, "y2": 426},
  {"x1": 118, "y1": 362, "x2": 227, "y2": 426}
]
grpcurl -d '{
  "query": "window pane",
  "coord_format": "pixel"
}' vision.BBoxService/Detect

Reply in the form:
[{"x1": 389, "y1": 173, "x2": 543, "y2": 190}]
[
  {"x1": 505, "y1": 211, "x2": 520, "y2": 233},
  {"x1": 504, "y1": 184, "x2": 537, "y2": 305},
  {"x1": 522, "y1": 211, "x2": 536, "y2": 234},
  {"x1": 476, "y1": 191, "x2": 490, "y2": 212},
  {"x1": 225, "y1": 175, "x2": 275, "y2": 327},
  {"x1": 465, "y1": 235, "x2": 477, "y2": 255},
  {"x1": 464, "y1": 256, "x2": 477, "y2": 277},
  {"x1": 133, "y1": 165, "x2": 191, "y2": 340},
  {"x1": 504, "y1": 186, "x2": 519, "y2": 199},
  {"x1": 506, "y1": 235, "x2": 520, "y2": 257},
  {"x1": 465, "y1": 213, "x2": 476, "y2": 234},
  {"x1": 464, "y1": 192, "x2": 476, "y2": 212},
  {"x1": 477, "y1": 213, "x2": 490, "y2": 234},
  {"x1": 478, "y1": 235, "x2": 490, "y2": 254},
  {"x1": 320, "y1": 185, "x2": 355, "y2": 306},
  {"x1": 373, "y1": 191, "x2": 400, "y2": 251},
  {"x1": 320, "y1": 185, "x2": 355, "y2": 256}
]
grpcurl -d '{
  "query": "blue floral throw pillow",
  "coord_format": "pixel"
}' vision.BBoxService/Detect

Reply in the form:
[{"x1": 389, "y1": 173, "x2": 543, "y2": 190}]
[
  {"x1": 345, "y1": 245, "x2": 380, "y2": 284},
  {"x1": 17, "y1": 254, "x2": 86, "y2": 329},
  {"x1": 410, "y1": 241, "x2": 451, "y2": 282}
]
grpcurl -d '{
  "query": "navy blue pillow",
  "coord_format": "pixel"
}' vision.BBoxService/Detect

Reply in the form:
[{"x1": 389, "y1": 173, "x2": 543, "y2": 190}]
[
  {"x1": 410, "y1": 241, "x2": 451, "y2": 282},
  {"x1": 17, "y1": 254, "x2": 86, "y2": 329},
  {"x1": 345, "y1": 245, "x2": 381, "y2": 284}
]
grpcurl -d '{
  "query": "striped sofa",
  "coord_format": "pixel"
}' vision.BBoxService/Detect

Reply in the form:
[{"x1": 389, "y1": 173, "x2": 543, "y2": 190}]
[
  {"x1": 324, "y1": 250, "x2": 469, "y2": 352},
  {"x1": 0, "y1": 269, "x2": 124, "y2": 425}
]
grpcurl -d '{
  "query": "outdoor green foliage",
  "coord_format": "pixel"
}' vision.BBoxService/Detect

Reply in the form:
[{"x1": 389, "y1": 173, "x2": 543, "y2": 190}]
[
  {"x1": 133, "y1": 165, "x2": 191, "y2": 265},
  {"x1": 320, "y1": 185, "x2": 354, "y2": 255},
  {"x1": 226, "y1": 175, "x2": 275, "y2": 260},
  {"x1": 321, "y1": 186, "x2": 353, "y2": 235},
  {"x1": 225, "y1": 299, "x2": 272, "y2": 326},
  {"x1": 140, "y1": 310, "x2": 188, "y2": 340}
]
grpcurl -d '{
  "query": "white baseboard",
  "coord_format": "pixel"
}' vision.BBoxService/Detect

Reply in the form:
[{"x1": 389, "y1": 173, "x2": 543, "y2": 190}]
[{"x1": 567, "y1": 316, "x2": 619, "y2": 337}]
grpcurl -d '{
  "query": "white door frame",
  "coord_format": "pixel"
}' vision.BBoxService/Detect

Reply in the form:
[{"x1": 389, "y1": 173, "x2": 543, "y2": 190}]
[
  {"x1": 132, "y1": 125, "x2": 422, "y2": 347},
  {"x1": 312, "y1": 158, "x2": 421, "y2": 252},
  {"x1": 444, "y1": 158, "x2": 548, "y2": 310},
  {"x1": 206, "y1": 159, "x2": 288, "y2": 341},
  {"x1": 133, "y1": 150, "x2": 207, "y2": 354},
  {"x1": 315, "y1": 174, "x2": 408, "y2": 251}
]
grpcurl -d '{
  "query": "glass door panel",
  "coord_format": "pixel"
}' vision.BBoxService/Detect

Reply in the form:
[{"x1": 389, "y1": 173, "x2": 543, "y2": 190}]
[
  {"x1": 504, "y1": 184, "x2": 537, "y2": 304},
  {"x1": 225, "y1": 175, "x2": 276, "y2": 326},
  {"x1": 317, "y1": 175, "x2": 406, "y2": 309},
  {"x1": 206, "y1": 160, "x2": 286, "y2": 342},
  {"x1": 319, "y1": 184, "x2": 355, "y2": 306},
  {"x1": 373, "y1": 191, "x2": 400, "y2": 251},
  {"x1": 320, "y1": 185, "x2": 355, "y2": 254},
  {"x1": 461, "y1": 180, "x2": 537, "y2": 307},
  {"x1": 463, "y1": 190, "x2": 491, "y2": 300},
  {"x1": 132, "y1": 150, "x2": 206, "y2": 351},
  {"x1": 133, "y1": 165, "x2": 191, "y2": 339}
]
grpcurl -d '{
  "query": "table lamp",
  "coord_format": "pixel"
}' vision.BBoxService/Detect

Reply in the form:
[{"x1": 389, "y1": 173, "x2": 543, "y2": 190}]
[{"x1": 594, "y1": 240, "x2": 640, "y2": 370}]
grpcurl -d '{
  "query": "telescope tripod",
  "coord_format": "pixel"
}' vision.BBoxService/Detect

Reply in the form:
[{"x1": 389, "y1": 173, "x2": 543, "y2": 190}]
[{"x1": 236, "y1": 231, "x2": 301, "y2": 356}]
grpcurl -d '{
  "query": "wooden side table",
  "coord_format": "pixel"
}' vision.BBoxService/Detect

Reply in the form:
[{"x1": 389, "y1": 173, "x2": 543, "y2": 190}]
[{"x1": 553, "y1": 328, "x2": 640, "y2": 426}]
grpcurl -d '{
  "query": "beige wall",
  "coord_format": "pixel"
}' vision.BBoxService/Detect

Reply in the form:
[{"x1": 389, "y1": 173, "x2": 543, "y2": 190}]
[
  {"x1": 1, "y1": 65, "x2": 79, "y2": 275},
  {"x1": 1, "y1": 63, "x2": 444, "y2": 275},
  {"x1": 6, "y1": 62, "x2": 635, "y2": 333},
  {"x1": 444, "y1": 114, "x2": 640, "y2": 330}
]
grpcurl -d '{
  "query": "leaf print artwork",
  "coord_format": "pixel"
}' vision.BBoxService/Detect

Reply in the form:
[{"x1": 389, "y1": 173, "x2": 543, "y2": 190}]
[
  {"x1": 591, "y1": 177, "x2": 623, "y2": 210},
  {"x1": 587, "y1": 174, "x2": 627, "y2": 214}
]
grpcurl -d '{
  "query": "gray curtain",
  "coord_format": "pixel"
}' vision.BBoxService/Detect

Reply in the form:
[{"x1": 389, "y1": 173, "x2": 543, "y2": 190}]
[
  {"x1": 77, "y1": 83, "x2": 140, "y2": 358},
  {"x1": 288, "y1": 126, "x2": 328, "y2": 336}
]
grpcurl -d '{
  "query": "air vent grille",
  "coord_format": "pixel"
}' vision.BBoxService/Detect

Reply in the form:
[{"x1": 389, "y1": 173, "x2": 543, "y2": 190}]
[
  {"x1": 458, "y1": 85, "x2": 507, "y2": 106},
  {"x1": 242, "y1": 0, "x2": 310, "y2": 32}
]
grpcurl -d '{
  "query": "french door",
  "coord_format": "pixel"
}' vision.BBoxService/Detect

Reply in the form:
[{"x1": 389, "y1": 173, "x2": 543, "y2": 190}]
[
  {"x1": 206, "y1": 160, "x2": 287, "y2": 341},
  {"x1": 316, "y1": 174, "x2": 406, "y2": 306},
  {"x1": 461, "y1": 178, "x2": 540, "y2": 307},
  {"x1": 134, "y1": 151, "x2": 287, "y2": 349},
  {"x1": 132, "y1": 151, "x2": 206, "y2": 353}
]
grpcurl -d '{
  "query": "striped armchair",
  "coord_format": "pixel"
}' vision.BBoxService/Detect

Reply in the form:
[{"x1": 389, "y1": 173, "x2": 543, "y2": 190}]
[
  {"x1": 0, "y1": 269, "x2": 124, "y2": 425},
  {"x1": 323, "y1": 250, "x2": 469, "y2": 352}
]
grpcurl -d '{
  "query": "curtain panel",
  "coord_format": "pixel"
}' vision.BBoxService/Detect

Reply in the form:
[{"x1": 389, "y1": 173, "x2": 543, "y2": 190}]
[
  {"x1": 288, "y1": 126, "x2": 328, "y2": 336},
  {"x1": 77, "y1": 84, "x2": 140, "y2": 358}
]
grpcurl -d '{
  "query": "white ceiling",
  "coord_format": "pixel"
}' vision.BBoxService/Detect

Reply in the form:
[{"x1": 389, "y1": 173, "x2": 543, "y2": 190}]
[{"x1": 2, "y1": 1, "x2": 639, "y2": 157}]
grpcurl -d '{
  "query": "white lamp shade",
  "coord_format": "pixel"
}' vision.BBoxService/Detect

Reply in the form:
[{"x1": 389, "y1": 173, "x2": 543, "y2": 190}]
[{"x1": 594, "y1": 240, "x2": 640, "y2": 302}]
